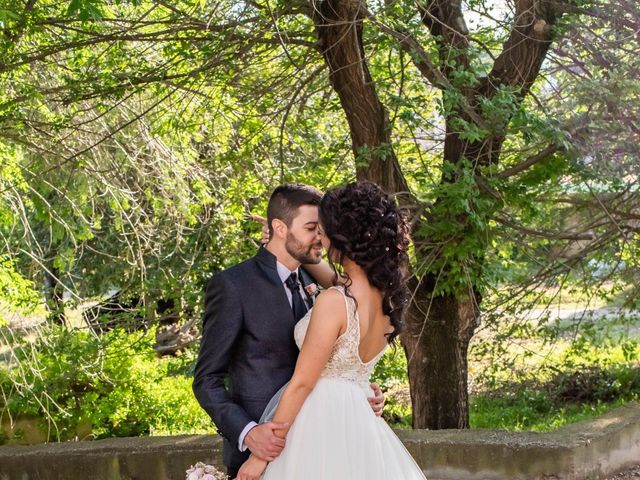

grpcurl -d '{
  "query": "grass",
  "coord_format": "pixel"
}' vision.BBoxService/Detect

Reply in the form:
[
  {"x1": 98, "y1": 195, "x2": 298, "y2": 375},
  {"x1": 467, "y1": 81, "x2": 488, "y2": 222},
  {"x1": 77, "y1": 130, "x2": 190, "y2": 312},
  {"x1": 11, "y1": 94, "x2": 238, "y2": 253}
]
[
  {"x1": 381, "y1": 356, "x2": 640, "y2": 432},
  {"x1": 470, "y1": 393, "x2": 635, "y2": 432},
  {"x1": 375, "y1": 294, "x2": 640, "y2": 432}
]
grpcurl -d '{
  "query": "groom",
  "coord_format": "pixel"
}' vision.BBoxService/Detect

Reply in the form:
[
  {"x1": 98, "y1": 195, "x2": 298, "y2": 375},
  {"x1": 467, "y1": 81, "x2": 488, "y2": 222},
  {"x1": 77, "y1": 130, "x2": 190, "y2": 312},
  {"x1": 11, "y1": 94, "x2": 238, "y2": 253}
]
[{"x1": 193, "y1": 183, "x2": 383, "y2": 478}]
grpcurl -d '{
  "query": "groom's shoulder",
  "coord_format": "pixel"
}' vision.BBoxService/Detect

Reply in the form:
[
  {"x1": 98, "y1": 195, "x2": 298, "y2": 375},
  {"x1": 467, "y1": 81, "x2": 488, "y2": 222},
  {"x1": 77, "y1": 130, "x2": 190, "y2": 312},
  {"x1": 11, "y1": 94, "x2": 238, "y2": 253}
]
[
  {"x1": 223, "y1": 258, "x2": 257, "y2": 276},
  {"x1": 210, "y1": 254, "x2": 260, "y2": 282}
]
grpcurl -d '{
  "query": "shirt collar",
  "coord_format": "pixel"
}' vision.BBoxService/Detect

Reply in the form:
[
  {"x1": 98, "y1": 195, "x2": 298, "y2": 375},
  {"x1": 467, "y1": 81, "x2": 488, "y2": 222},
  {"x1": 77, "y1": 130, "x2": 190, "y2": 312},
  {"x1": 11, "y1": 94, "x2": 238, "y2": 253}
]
[{"x1": 276, "y1": 260, "x2": 299, "y2": 284}]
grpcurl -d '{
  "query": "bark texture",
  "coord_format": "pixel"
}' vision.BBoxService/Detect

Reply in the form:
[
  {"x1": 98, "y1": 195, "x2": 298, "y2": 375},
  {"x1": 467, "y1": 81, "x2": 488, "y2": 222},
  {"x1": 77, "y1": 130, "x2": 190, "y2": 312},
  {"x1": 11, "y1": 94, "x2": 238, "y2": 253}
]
[
  {"x1": 313, "y1": 0, "x2": 410, "y2": 198},
  {"x1": 44, "y1": 267, "x2": 66, "y2": 326}
]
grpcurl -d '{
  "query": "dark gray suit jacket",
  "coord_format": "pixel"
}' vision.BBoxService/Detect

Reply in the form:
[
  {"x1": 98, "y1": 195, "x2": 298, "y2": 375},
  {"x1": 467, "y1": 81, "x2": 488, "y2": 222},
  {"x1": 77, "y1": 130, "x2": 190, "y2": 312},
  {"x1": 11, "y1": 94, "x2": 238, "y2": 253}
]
[{"x1": 193, "y1": 247, "x2": 314, "y2": 474}]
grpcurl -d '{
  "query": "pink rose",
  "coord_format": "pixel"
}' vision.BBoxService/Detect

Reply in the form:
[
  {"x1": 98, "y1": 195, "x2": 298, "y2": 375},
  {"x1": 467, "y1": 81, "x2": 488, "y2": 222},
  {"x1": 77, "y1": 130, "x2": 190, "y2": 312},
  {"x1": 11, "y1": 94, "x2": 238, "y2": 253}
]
[{"x1": 305, "y1": 283, "x2": 319, "y2": 297}]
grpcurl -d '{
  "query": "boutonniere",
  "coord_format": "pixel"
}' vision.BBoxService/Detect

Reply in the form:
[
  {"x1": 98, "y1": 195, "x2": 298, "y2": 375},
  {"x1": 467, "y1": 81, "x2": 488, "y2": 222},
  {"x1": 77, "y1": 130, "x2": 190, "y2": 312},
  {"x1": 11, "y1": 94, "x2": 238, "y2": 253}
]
[{"x1": 305, "y1": 283, "x2": 320, "y2": 299}]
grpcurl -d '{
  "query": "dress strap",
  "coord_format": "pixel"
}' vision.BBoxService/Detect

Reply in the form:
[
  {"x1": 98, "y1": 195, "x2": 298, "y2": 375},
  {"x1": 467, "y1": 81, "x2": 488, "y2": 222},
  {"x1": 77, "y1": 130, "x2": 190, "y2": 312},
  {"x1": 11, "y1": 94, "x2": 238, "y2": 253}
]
[{"x1": 329, "y1": 285, "x2": 358, "y2": 334}]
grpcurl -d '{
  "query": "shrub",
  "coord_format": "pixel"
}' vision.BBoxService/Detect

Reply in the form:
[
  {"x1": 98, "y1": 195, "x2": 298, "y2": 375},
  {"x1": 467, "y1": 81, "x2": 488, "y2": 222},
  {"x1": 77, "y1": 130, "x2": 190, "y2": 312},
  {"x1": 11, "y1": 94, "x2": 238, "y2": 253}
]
[
  {"x1": 0, "y1": 326, "x2": 213, "y2": 443},
  {"x1": 371, "y1": 346, "x2": 408, "y2": 389},
  {"x1": 470, "y1": 361, "x2": 640, "y2": 431},
  {"x1": 371, "y1": 348, "x2": 412, "y2": 427}
]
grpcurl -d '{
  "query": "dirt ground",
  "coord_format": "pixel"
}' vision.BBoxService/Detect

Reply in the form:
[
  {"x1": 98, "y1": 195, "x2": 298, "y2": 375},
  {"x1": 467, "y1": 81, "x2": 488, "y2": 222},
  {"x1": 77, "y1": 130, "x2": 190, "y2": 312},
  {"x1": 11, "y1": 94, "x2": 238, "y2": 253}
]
[{"x1": 605, "y1": 465, "x2": 640, "y2": 479}]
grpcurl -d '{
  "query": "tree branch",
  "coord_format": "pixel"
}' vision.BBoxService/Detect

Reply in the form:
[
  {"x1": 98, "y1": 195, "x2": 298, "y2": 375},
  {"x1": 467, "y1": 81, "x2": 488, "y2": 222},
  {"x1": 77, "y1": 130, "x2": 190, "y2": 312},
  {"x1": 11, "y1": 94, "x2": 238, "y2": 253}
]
[
  {"x1": 496, "y1": 144, "x2": 564, "y2": 179},
  {"x1": 494, "y1": 215, "x2": 596, "y2": 241},
  {"x1": 311, "y1": 0, "x2": 412, "y2": 202},
  {"x1": 367, "y1": 17, "x2": 444, "y2": 88},
  {"x1": 481, "y1": 0, "x2": 564, "y2": 98}
]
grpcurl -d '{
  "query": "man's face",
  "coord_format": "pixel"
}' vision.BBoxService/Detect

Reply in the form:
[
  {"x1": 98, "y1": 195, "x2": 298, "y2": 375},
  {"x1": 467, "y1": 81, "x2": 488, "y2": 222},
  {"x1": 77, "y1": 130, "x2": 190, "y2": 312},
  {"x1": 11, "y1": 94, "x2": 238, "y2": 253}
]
[{"x1": 285, "y1": 205, "x2": 322, "y2": 265}]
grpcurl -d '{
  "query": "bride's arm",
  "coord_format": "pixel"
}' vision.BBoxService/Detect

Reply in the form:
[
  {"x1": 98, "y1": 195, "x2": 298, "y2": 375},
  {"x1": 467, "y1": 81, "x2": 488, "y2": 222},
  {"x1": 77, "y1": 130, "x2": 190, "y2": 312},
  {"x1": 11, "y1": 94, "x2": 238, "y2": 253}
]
[
  {"x1": 236, "y1": 290, "x2": 346, "y2": 480},
  {"x1": 301, "y1": 260, "x2": 337, "y2": 289},
  {"x1": 271, "y1": 289, "x2": 346, "y2": 438}
]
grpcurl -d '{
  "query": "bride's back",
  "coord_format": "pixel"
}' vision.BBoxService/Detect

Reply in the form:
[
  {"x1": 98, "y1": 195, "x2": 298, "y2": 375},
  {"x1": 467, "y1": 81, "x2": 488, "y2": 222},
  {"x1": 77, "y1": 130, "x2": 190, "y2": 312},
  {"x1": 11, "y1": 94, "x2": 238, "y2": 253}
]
[
  {"x1": 348, "y1": 281, "x2": 393, "y2": 364},
  {"x1": 294, "y1": 284, "x2": 389, "y2": 386}
]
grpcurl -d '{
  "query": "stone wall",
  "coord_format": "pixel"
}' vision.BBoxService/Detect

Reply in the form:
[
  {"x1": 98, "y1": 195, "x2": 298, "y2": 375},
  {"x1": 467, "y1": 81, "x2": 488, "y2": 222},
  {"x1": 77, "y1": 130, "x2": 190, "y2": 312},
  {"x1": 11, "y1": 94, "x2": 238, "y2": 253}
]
[{"x1": 1, "y1": 403, "x2": 638, "y2": 480}]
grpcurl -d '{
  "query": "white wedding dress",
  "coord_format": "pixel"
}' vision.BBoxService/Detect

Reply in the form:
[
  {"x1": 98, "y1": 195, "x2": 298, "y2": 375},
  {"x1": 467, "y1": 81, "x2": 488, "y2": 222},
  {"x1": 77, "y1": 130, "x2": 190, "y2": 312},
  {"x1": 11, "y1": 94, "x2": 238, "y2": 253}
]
[{"x1": 261, "y1": 286, "x2": 427, "y2": 480}]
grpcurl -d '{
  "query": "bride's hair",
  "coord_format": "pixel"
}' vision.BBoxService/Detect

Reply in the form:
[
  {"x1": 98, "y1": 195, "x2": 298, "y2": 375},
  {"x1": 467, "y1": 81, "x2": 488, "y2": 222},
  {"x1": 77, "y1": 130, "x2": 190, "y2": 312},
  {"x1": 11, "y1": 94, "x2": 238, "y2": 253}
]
[{"x1": 319, "y1": 181, "x2": 410, "y2": 344}]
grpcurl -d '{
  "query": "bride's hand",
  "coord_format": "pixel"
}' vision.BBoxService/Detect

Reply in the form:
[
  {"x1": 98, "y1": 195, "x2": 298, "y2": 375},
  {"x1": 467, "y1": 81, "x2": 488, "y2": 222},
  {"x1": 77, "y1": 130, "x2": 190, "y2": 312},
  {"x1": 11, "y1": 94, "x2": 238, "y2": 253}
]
[
  {"x1": 250, "y1": 214, "x2": 269, "y2": 245},
  {"x1": 236, "y1": 454, "x2": 268, "y2": 480}
]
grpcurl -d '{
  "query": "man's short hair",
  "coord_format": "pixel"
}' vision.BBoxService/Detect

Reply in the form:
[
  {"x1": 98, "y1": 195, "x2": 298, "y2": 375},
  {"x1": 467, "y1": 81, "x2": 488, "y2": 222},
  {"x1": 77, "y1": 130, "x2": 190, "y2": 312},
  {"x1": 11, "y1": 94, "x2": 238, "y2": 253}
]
[{"x1": 267, "y1": 183, "x2": 323, "y2": 237}]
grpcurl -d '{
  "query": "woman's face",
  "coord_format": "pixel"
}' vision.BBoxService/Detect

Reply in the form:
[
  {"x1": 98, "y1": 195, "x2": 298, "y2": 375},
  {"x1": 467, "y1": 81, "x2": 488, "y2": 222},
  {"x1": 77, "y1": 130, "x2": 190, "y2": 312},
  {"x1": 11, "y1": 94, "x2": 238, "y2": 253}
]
[
  {"x1": 318, "y1": 222, "x2": 330, "y2": 252},
  {"x1": 318, "y1": 222, "x2": 342, "y2": 263}
]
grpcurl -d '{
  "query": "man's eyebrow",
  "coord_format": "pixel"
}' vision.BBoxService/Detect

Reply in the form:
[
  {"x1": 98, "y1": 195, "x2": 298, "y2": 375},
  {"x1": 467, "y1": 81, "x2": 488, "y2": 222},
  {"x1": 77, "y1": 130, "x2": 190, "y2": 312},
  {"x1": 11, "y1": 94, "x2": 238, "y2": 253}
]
[{"x1": 304, "y1": 221, "x2": 319, "y2": 226}]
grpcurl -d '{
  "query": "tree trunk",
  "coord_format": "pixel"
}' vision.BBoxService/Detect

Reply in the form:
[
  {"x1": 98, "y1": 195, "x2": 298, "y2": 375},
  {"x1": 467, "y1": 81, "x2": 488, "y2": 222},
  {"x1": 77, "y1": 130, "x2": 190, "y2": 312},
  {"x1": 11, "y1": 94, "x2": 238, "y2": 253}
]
[
  {"x1": 44, "y1": 267, "x2": 66, "y2": 326},
  {"x1": 402, "y1": 276, "x2": 480, "y2": 428},
  {"x1": 402, "y1": 0, "x2": 562, "y2": 428},
  {"x1": 311, "y1": 0, "x2": 563, "y2": 429}
]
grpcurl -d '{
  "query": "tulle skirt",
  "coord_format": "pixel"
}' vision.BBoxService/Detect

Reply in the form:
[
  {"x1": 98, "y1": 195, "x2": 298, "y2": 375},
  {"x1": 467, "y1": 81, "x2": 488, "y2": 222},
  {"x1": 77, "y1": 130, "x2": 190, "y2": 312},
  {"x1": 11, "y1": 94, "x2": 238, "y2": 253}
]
[{"x1": 261, "y1": 377, "x2": 427, "y2": 480}]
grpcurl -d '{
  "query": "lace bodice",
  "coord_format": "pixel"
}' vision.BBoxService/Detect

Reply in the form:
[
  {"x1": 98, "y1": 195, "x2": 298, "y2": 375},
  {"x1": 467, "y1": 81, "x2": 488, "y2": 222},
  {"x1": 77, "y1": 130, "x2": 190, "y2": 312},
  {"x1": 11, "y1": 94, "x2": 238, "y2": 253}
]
[{"x1": 294, "y1": 286, "x2": 387, "y2": 388}]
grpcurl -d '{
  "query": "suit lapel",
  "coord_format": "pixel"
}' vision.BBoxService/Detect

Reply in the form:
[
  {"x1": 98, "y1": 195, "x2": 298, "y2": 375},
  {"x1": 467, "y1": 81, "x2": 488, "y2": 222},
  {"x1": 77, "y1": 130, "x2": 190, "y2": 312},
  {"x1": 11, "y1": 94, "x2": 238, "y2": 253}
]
[
  {"x1": 255, "y1": 247, "x2": 317, "y2": 318},
  {"x1": 255, "y1": 247, "x2": 283, "y2": 285},
  {"x1": 298, "y1": 268, "x2": 315, "y2": 307},
  {"x1": 254, "y1": 247, "x2": 296, "y2": 322}
]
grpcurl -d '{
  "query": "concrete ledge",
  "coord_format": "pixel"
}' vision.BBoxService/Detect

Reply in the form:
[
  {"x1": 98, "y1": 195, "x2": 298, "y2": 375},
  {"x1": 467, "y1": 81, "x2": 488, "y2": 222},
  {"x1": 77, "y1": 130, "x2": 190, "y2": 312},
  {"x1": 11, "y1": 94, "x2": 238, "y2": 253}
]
[
  {"x1": 1, "y1": 403, "x2": 638, "y2": 480},
  {"x1": 0, "y1": 435, "x2": 225, "y2": 480},
  {"x1": 406, "y1": 403, "x2": 640, "y2": 480}
]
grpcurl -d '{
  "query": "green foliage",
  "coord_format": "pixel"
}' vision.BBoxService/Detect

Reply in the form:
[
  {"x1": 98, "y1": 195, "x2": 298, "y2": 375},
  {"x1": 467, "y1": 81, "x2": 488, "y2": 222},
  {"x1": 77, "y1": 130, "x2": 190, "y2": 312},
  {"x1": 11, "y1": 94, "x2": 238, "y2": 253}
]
[
  {"x1": 376, "y1": 335, "x2": 640, "y2": 431},
  {"x1": 470, "y1": 392, "x2": 631, "y2": 432},
  {"x1": 0, "y1": 256, "x2": 40, "y2": 326},
  {"x1": 470, "y1": 361, "x2": 640, "y2": 431},
  {"x1": 0, "y1": 0, "x2": 356, "y2": 324},
  {"x1": 371, "y1": 348, "x2": 412, "y2": 428},
  {"x1": 0, "y1": 326, "x2": 213, "y2": 442},
  {"x1": 374, "y1": 306, "x2": 640, "y2": 432},
  {"x1": 66, "y1": 0, "x2": 104, "y2": 20},
  {"x1": 371, "y1": 347, "x2": 408, "y2": 389},
  {"x1": 468, "y1": 309, "x2": 640, "y2": 431},
  {"x1": 415, "y1": 158, "x2": 503, "y2": 297}
]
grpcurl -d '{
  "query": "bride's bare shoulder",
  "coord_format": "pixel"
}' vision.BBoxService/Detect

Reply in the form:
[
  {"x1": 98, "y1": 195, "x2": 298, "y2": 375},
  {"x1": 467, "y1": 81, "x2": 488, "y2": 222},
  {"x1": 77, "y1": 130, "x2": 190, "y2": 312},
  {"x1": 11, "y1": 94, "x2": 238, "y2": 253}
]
[
  {"x1": 308, "y1": 288, "x2": 348, "y2": 334},
  {"x1": 313, "y1": 287, "x2": 346, "y2": 310}
]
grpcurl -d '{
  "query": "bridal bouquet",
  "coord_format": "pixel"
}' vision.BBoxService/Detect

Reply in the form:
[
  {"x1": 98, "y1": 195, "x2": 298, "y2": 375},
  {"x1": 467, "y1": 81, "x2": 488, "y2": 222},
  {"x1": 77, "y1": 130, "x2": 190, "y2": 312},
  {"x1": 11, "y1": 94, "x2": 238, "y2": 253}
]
[{"x1": 185, "y1": 462, "x2": 228, "y2": 480}]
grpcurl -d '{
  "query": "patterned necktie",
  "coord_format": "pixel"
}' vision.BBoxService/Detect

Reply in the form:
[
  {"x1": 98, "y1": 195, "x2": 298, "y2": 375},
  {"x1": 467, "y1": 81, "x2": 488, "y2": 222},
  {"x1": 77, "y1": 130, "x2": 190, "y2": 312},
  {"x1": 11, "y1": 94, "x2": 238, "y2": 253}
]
[{"x1": 284, "y1": 272, "x2": 308, "y2": 322}]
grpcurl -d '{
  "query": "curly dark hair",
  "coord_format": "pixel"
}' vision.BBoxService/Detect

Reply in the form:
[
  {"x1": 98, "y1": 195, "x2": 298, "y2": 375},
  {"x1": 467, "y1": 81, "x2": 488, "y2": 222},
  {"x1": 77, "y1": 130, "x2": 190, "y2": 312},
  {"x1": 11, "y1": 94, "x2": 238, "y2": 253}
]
[{"x1": 319, "y1": 181, "x2": 410, "y2": 344}]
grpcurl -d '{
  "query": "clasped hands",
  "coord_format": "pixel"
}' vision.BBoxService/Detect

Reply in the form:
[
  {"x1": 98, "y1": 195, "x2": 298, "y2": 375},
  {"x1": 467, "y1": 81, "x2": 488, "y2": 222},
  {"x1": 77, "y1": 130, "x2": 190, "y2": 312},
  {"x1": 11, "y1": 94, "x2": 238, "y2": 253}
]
[
  {"x1": 236, "y1": 421, "x2": 286, "y2": 480},
  {"x1": 236, "y1": 384, "x2": 384, "y2": 480}
]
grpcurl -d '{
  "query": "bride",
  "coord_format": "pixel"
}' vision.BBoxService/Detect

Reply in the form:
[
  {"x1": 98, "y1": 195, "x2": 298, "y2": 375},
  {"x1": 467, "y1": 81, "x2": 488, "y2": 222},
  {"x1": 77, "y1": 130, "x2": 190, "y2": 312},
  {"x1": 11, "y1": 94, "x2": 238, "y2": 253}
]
[{"x1": 236, "y1": 181, "x2": 427, "y2": 480}]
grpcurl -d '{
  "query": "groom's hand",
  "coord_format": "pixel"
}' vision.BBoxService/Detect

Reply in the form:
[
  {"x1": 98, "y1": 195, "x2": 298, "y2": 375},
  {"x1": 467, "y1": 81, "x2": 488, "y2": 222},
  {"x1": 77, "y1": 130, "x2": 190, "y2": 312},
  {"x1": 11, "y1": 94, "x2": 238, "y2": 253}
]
[
  {"x1": 244, "y1": 422, "x2": 288, "y2": 461},
  {"x1": 368, "y1": 383, "x2": 385, "y2": 417}
]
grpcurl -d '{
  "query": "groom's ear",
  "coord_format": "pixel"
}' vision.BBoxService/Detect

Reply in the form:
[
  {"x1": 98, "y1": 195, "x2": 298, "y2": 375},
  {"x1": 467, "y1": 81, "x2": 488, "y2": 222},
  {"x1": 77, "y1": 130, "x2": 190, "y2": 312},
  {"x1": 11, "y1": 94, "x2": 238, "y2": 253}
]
[{"x1": 271, "y1": 218, "x2": 287, "y2": 240}]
